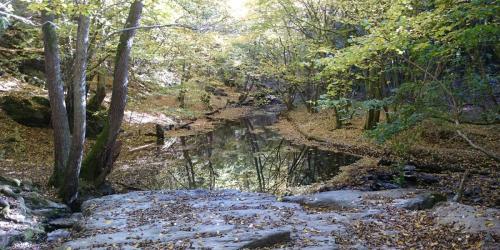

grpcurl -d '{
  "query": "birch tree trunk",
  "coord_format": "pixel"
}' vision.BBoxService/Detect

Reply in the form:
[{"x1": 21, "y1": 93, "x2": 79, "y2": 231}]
[
  {"x1": 42, "y1": 11, "x2": 71, "y2": 188},
  {"x1": 61, "y1": 12, "x2": 90, "y2": 205}
]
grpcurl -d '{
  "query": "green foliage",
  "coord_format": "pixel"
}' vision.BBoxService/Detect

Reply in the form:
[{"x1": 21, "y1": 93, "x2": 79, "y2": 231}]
[
  {"x1": 250, "y1": 88, "x2": 274, "y2": 106},
  {"x1": 200, "y1": 91, "x2": 212, "y2": 110},
  {"x1": 177, "y1": 88, "x2": 187, "y2": 109},
  {"x1": 366, "y1": 107, "x2": 424, "y2": 144},
  {"x1": 318, "y1": 95, "x2": 355, "y2": 122},
  {"x1": 393, "y1": 163, "x2": 407, "y2": 186},
  {"x1": 361, "y1": 98, "x2": 392, "y2": 111}
]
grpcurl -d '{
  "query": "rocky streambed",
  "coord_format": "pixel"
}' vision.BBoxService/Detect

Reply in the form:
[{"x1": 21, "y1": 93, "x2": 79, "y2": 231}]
[
  {"x1": 0, "y1": 176, "x2": 75, "y2": 249},
  {"x1": 55, "y1": 189, "x2": 498, "y2": 249},
  {"x1": 1, "y1": 173, "x2": 499, "y2": 249}
]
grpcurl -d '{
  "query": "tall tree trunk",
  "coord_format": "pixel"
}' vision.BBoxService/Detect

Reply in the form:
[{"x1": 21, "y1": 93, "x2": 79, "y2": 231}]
[
  {"x1": 81, "y1": 0, "x2": 143, "y2": 185},
  {"x1": 364, "y1": 69, "x2": 382, "y2": 130},
  {"x1": 61, "y1": 13, "x2": 90, "y2": 205},
  {"x1": 42, "y1": 11, "x2": 71, "y2": 187},
  {"x1": 333, "y1": 105, "x2": 342, "y2": 129},
  {"x1": 87, "y1": 72, "x2": 106, "y2": 111}
]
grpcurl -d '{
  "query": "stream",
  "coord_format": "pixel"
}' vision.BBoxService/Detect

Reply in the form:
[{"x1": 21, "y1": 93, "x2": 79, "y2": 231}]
[{"x1": 145, "y1": 106, "x2": 360, "y2": 194}]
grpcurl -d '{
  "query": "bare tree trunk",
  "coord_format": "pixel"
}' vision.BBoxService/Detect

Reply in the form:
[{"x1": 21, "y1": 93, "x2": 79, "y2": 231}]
[
  {"x1": 364, "y1": 69, "x2": 382, "y2": 130},
  {"x1": 88, "y1": 72, "x2": 106, "y2": 111},
  {"x1": 155, "y1": 124, "x2": 165, "y2": 145},
  {"x1": 81, "y1": 0, "x2": 143, "y2": 186},
  {"x1": 42, "y1": 11, "x2": 71, "y2": 188},
  {"x1": 61, "y1": 13, "x2": 90, "y2": 205}
]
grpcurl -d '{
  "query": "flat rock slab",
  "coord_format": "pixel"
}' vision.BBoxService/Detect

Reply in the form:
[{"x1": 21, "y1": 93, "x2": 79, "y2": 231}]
[
  {"x1": 283, "y1": 190, "x2": 364, "y2": 209},
  {"x1": 433, "y1": 202, "x2": 500, "y2": 234},
  {"x1": 283, "y1": 189, "x2": 423, "y2": 209},
  {"x1": 62, "y1": 190, "x2": 349, "y2": 249}
]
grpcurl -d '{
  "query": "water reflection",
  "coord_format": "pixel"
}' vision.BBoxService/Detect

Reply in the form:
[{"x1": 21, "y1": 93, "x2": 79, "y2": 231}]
[{"x1": 154, "y1": 114, "x2": 360, "y2": 194}]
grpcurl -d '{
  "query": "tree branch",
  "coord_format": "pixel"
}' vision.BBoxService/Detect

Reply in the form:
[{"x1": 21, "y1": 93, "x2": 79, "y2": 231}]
[
  {"x1": 456, "y1": 128, "x2": 500, "y2": 163},
  {"x1": 107, "y1": 23, "x2": 196, "y2": 37},
  {"x1": 0, "y1": 10, "x2": 38, "y2": 26}
]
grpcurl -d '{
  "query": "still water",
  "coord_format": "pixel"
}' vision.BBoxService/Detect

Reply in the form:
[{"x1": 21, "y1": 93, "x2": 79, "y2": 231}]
[{"x1": 147, "y1": 108, "x2": 360, "y2": 194}]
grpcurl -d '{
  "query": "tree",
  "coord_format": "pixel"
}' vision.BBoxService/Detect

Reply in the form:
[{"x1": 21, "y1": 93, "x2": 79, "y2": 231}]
[
  {"x1": 36, "y1": 0, "x2": 145, "y2": 204},
  {"x1": 41, "y1": 9, "x2": 71, "y2": 188},
  {"x1": 40, "y1": 0, "x2": 91, "y2": 205},
  {"x1": 61, "y1": 10, "x2": 90, "y2": 205},
  {"x1": 81, "y1": 0, "x2": 143, "y2": 186}
]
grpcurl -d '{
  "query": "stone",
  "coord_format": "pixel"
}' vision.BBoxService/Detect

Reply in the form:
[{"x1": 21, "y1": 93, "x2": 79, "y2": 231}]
[
  {"x1": 61, "y1": 190, "x2": 341, "y2": 249},
  {"x1": 433, "y1": 202, "x2": 499, "y2": 234},
  {"x1": 361, "y1": 189, "x2": 421, "y2": 200},
  {"x1": 47, "y1": 229, "x2": 71, "y2": 242},
  {"x1": 205, "y1": 86, "x2": 228, "y2": 96},
  {"x1": 21, "y1": 192, "x2": 68, "y2": 211},
  {"x1": 48, "y1": 213, "x2": 83, "y2": 229},
  {"x1": 239, "y1": 230, "x2": 291, "y2": 249},
  {"x1": 86, "y1": 110, "x2": 107, "y2": 138},
  {"x1": 0, "y1": 176, "x2": 21, "y2": 187},
  {"x1": 371, "y1": 181, "x2": 400, "y2": 190},
  {"x1": 395, "y1": 192, "x2": 447, "y2": 210},
  {"x1": 0, "y1": 95, "x2": 51, "y2": 127},
  {"x1": 283, "y1": 190, "x2": 364, "y2": 209},
  {"x1": 14, "y1": 197, "x2": 28, "y2": 217},
  {"x1": 403, "y1": 165, "x2": 416, "y2": 172},
  {"x1": 464, "y1": 186, "x2": 481, "y2": 197},
  {"x1": 0, "y1": 229, "x2": 23, "y2": 248},
  {"x1": 0, "y1": 198, "x2": 9, "y2": 209},
  {"x1": 0, "y1": 185, "x2": 18, "y2": 197},
  {"x1": 416, "y1": 173, "x2": 439, "y2": 184}
]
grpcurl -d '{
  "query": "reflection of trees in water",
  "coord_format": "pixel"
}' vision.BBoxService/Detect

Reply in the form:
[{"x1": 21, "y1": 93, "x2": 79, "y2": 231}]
[
  {"x1": 243, "y1": 118, "x2": 265, "y2": 192},
  {"x1": 180, "y1": 136, "x2": 196, "y2": 189},
  {"x1": 154, "y1": 119, "x2": 358, "y2": 194}
]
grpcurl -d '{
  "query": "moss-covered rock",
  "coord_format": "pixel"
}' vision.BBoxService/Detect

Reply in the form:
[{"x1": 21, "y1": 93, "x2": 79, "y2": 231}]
[
  {"x1": 0, "y1": 95, "x2": 106, "y2": 137},
  {"x1": 0, "y1": 95, "x2": 51, "y2": 127},
  {"x1": 86, "y1": 109, "x2": 106, "y2": 138}
]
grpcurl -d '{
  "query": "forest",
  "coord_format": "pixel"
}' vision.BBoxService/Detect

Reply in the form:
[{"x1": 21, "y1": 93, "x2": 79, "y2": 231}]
[{"x1": 0, "y1": 0, "x2": 498, "y2": 249}]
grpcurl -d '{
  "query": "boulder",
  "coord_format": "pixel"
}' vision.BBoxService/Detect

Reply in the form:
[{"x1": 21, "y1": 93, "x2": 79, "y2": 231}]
[
  {"x1": 395, "y1": 192, "x2": 447, "y2": 210},
  {"x1": 86, "y1": 109, "x2": 106, "y2": 138},
  {"x1": 0, "y1": 229, "x2": 23, "y2": 248},
  {"x1": 21, "y1": 192, "x2": 68, "y2": 212},
  {"x1": 0, "y1": 176, "x2": 21, "y2": 187},
  {"x1": 205, "y1": 86, "x2": 228, "y2": 96},
  {"x1": 0, "y1": 198, "x2": 9, "y2": 209},
  {"x1": 0, "y1": 95, "x2": 105, "y2": 137},
  {"x1": 416, "y1": 173, "x2": 440, "y2": 184},
  {"x1": 46, "y1": 229, "x2": 71, "y2": 242},
  {"x1": 0, "y1": 95, "x2": 51, "y2": 127},
  {"x1": 239, "y1": 230, "x2": 291, "y2": 249},
  {"x1": 48, "y1": 213, "x2": 82, "y2": 230},
  {"x1": 0, "y1": 185, "x2": 18, "y2": 197}
]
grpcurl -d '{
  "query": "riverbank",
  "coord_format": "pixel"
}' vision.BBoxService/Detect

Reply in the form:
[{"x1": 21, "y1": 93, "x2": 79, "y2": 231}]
[{"x1": 270, "y1": 107, "x2": 499, "y2": 208}]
